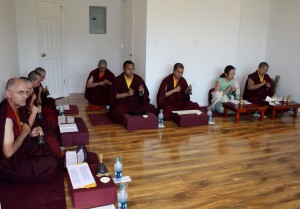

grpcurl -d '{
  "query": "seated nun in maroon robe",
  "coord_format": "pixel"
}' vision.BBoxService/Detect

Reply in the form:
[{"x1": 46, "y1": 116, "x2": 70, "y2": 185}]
[
  {"x1": 243, "y1": 62, "x2": 274, "y2": 103},
  {"x1": 157, "y1": 63, "x2": 201, "y2": 120},
  {"x1": 35, "y1": 67, "x2": 56, "y2": 110},
  {"x1": 109, "y1": 60, "x2": 157, "y2": 123},
  {"x1": 0, "y1": 78, "x2": 61, "y2": 183},
  {"x1": 85, "y1": 59, "x2": 115, "y2": 106},
  {"x1": 18, "y1": 77, "x2": 61, "y2": 156},
  {"x1": 28, "y1": 71, "x2": 59, "y2": 128}
]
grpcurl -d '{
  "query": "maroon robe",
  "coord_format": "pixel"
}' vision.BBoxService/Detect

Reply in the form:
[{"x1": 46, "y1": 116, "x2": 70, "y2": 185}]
[
  {"x1": 85, "y1": 68, "x2": 115, "y2": 105},
  {"x1": 19, "y1": 99, "x2": 61, "y2": 157},
  {"x1": 0, "y1": 99, "x2": 60, "y2": 182},
  {"x1": 243, "y1": 71, "x2": 274, "y2": 103},
  {"x1": 41, "y1": 83, "x2": 56, "y2": 110},
  {"x1": 34, "y1": 85, "x2": 56, "y2": 111},
  {"x1": 28, "y1": 92, "x2": 60, "y2": 139},
  {"x1": 157, "y1": 74, "x2": 201, "y2": 120},
  {"x1": 109, "y1": 73, "x2": 157, "y2": 123}
]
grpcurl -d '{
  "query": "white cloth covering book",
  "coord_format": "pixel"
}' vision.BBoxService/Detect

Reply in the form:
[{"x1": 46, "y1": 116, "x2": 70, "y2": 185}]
[
  {"x1": 230, "y1": 100, "x2": 251, "y2": 105},
  {"x1": 56, "y1": 104, "x2": 70, "y2": 110},
  {"x1": 67, "y1": 162, "x2": 96, "y2": 189},
  {"x1": 113, "y1": 176, "x2": 132, "y2": 184},
  {"x1": 59, "y1": 123, "x2": 78, "y2": 133},
  {"x1": 171, "y1": 109, "x2": 202, "y2": 115},
  {"x1": 58, "y1": 116, "x2": 75, "y2": 124},
  {"x1": 65, "y1": 149, "x2": 85, "y2": 166},
  {"x1": 91, "y1": 204, "x2": 116, "y2": 209}
]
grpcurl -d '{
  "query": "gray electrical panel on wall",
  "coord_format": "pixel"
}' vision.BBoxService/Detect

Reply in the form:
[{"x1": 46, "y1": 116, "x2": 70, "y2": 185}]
[{"x1": 89, "y1": 6, "x2": 106, "y2": 34}]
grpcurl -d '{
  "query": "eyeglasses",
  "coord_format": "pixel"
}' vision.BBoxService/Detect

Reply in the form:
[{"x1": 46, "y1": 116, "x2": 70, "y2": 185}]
[{"x1": 8, "y1": 90, "x2": 28, "y2": 96}]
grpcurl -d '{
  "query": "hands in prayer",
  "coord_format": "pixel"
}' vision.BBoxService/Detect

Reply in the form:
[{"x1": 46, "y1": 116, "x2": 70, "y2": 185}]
[
  {"x1": 30, "y1": 126, "x2": 44, "y2": 137},
  {"x1": 127, "y1": 88, "x2": 134, "y2": 96},
  {"x1": 265, "y1": 81, "x2": 271, "y2": 88},
  {"x1": 100, "y1": 79, "x2": 112, "y2": 86},
  {"x1": 32, "y1": 93, "x2": 37, "y2": 101},
  {"x1": 174, "y1": 85, "x2": 181, "y2": 93},
  {"x1": 21, "y1": 123, "x2": 31, "y2": 136}
]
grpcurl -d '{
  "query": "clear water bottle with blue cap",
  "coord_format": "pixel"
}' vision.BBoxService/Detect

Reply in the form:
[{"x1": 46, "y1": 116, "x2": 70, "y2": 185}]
[
  {"x1": 114, "y1": 156, "x2": 123, "y2": 180},
  {"x1": 118, "y1": 183, "x2": 128, "y2": 209},
  {"x1": 158, "y1": 109, "x2": 164, "y2": 128},
  {"x1": 59, "y1": 104, "x2": 64, "y2": 116},
  {"x1": 207, "y1": 107, "x2": 213, "y2": 124}
]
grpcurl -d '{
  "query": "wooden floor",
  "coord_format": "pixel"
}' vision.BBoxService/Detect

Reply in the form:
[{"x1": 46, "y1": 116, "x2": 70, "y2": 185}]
[{"x1": 58, "y1": 94, "x2": 300, "y2": 209}]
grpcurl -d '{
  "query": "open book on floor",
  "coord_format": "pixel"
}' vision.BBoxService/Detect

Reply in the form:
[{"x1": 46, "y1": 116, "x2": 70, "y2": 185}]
[{"x1": 67, "y1": 163, "x2": 96, "y2": 189}]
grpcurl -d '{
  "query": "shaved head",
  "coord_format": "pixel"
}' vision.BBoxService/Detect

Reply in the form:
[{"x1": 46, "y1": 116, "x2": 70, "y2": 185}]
[
  {"x1": 28, "y1": 71, "x2": 41, "y2": 88},
  {"x1": 6, "y1": 78, "x2": 20, "y2": 90},
  {"x1": 28, "y1": 71, "x2": 41, "y2": 82},
  {"x1": 5, "y1": 78, "x2": 28, "y2": 109},
  {"x1": 19, "y1": 77, "x2": 32, "y2": 84}
]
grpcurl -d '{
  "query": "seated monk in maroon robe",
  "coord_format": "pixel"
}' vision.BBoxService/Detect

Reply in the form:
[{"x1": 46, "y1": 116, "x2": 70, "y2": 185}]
[
  {"x1": 18, "y1": 77, "x2": 61, "y2": 156},
  {"x1": 243, "y1": 62, "x2": 274, "y2": 103},
  {"x1": 85, "y1": 59, "x2": 115, "y2": 106},
  {"x1": 109, "y1": 60, "x2": 157, "y2": 123},
  {"x1": 29, "y1": 71, "x2": 59, "y2": 132},
  {"x1": 157, "y1": 63, "x2": 201, "y2": 120},
  {"x1": 35, "y1": 67, "x2": 57, "y2": 110},
  {"x1": 0, "y1": 78, "x2": 61, "y2": 183}
]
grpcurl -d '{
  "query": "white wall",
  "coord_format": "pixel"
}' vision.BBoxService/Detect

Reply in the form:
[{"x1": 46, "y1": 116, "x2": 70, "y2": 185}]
[
  {"x1": 146, "y1": 0, "x2": 241, "y2": 106},
  {"x1": 14, "y1": 0, "x2": 39, "y2": 77},
  {"x1": 66, "y1": 0, "x2": 121, "y2": 93},
  {"x1": 236, "y1": 0, "x2": 271, "y2": 95},
  {"x1": 266, "y1": 0, "x2": 300, "y2": 102},
  {"x1": 132, "y1": 0, "x2": 147, "y2": 79},
  {"x1": 0, "y1": 0, "x2": 20, "y2": 100}
]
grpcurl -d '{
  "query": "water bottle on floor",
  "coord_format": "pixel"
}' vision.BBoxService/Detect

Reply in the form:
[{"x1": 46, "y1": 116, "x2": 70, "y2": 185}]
[
  {"x1": 158, "y1": 109, "x2": 164, "y2": 128},
  {"x1": 114, "y1": 156, "x2": 123, "y2": 180},
  {"x1": 118, "y1": 183, "x2": 128, "y2": 209},
  {"x1": 59, "y1": 104, "x2": 64, "y2": 116},
  {"x1": 207, "y1": 107, "x2": 213, "y2": 124}
]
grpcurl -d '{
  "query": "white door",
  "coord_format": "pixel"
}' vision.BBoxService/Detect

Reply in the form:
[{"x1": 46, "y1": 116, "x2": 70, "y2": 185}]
[
  {"x1": 121, "y1": 0, "x2": 134, "y2": 62},
  {"x1": 36, "y1": 0, "x2": 64, "y2": 99}
]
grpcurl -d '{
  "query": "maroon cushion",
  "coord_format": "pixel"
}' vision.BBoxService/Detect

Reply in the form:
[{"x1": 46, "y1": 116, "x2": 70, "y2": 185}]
[
  {"x1": 87, "y1": 152, "x2": 100, "y2": 165},
  {"x1": 88, "y1": 114, "x2": 113, "y2": 126},
  {"x1": 64, "y1": 105, "x2": 79, "y2": 115},
  {"x1": 123, "y1": 113, "x2": 158, "y2": 131},
  {"x1": 61, "y1": 117, "x2": 89, "y2": 147},
  {"x1": 67, "y1": 164, "x2": 117, "y2": 209},
  {"x1": 173, "y1": 113, "x2": 208, "y2": 127}
]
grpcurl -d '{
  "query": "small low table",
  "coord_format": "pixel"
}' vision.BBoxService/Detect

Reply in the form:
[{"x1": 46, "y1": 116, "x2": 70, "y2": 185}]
[
  {"x1": 265, "y1": 101, "x2": 300, "y2": 120},
  {"x1": 223, "y1": 102, "x2": 267, "y2": 124},
  {"x1": 123, "y1": 113, "x2": 158, "y2": 131},
  {"x1": 61, "y1": 117, "x2": 89, "y2": 146},
  {"x1": 172, "y1": 113, "x2": 208, "y2": 127},
  {"x1": 64, "y1": 105, "x2": 79, "y2": 115},
  {"x1": 67, "y1": 164, "x2": 117, "y2": 209}
]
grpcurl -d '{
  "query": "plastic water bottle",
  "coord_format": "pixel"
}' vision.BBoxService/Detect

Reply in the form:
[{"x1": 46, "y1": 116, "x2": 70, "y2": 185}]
[
  {"x1": 117, "y1": 183, "x2": 128, "y2": 209},
  {"x1": 114, "y1": 156, "x2": 123, "y2": 180},
  {"x1": 158, "y1": 109, "x2": 164, "y2": 128},
  {"x1": 207, "y1": 107, "x2": 212, "y2": 124},
  {"x1": 59, "y1": 104, "x2": 64, "y2": 116}
]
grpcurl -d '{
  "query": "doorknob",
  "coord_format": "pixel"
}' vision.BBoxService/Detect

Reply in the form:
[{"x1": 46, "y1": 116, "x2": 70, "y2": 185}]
[
  {"x1": 41, "y1": 53, "x2": 46, "y2": 57},
  {"x1": 129, "y1": 54, "x2": 132, "y2": 57}
]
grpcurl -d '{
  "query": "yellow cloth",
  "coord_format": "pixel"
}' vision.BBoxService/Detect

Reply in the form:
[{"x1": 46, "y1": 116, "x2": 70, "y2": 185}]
[
  {"x1": 125, "y1": 75, "x2": 133, "y2": 88},
  {"x1": 258, "y1": 71, "x2": 264, "y2": 82},
  {"x1": 173, "y1": 76, "x2": 178, "y2": 88}
]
